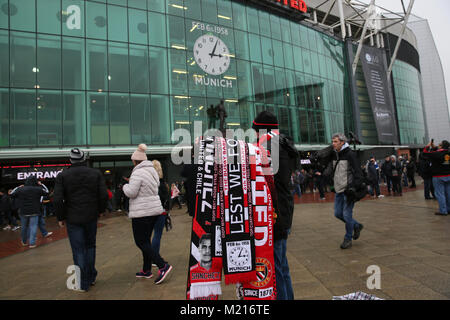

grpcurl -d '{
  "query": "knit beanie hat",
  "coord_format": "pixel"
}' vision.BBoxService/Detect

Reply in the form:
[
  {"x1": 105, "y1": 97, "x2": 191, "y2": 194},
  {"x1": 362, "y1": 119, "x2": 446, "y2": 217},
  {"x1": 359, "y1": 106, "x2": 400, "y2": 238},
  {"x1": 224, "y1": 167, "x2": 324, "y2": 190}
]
[
  {"x1": 70, "y1": 148, "x2": 86, "y2": 163},
  {"x1": 252, "y1": 111, "x2": 279, "y2": 131},
  {"x1": 131, "y1": 144, "x2": 148, "y2": 161}
]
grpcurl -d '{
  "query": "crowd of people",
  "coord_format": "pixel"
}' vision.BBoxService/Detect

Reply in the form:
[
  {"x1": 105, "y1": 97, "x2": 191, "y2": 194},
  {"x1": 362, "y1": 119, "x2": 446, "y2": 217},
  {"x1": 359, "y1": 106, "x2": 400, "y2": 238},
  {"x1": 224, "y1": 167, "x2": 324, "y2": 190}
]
[{"x1": 1, "y1": 109, "x2": 449, "y2": 301}]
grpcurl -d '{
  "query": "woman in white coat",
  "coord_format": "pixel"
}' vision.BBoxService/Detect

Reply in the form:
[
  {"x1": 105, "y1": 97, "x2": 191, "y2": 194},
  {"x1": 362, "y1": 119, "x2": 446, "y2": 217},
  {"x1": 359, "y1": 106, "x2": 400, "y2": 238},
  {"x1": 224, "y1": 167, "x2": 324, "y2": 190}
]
[{"x1": 123, "y1": 144, "x2": 173, "y2": 284}]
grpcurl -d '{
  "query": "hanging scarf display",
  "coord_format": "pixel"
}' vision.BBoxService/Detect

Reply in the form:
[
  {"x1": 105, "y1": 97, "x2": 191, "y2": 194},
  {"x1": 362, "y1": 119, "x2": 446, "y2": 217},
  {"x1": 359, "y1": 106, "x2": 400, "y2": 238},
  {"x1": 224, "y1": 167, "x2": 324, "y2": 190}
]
[
  {"x1": 186, "y1": 136, "x2": 275, "y2": 299},
  {"x1": 218, "y1": 137, "x2": 256, "y2": 285},
  {"x1": 237, "y1": 143, "x2": 277, "y2": 300},
  {"x1": 186, "y1": 137, "x2": 222, "y2": 300}
]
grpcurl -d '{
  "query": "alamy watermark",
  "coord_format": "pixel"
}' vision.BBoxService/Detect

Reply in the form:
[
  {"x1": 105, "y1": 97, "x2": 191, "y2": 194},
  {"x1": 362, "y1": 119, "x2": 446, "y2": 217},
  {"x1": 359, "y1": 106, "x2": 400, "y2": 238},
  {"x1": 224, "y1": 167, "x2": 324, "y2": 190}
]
[
  {"x1": 66, "y1": 265, "x2": 81, "y2": 290},
  {"x1": 170, "y1": 121, "x2": 280, "y2": 174},
  {"x1": 366, "y1": 265, "x2": 381, "y2": 290}
]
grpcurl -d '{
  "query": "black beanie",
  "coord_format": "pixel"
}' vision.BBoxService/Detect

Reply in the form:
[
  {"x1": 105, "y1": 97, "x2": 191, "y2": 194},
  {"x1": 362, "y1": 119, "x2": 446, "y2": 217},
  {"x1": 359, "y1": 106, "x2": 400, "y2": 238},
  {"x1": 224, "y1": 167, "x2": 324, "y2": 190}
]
[{"x1": 252, "y1": 111, "x2": 279, "y2": 131}]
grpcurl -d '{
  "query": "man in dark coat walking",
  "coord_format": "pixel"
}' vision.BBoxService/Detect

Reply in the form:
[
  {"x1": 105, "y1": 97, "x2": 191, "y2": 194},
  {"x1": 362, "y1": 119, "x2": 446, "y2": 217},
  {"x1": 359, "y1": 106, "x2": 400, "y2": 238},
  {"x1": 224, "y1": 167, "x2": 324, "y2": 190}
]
[{"x1": 54, "y1": 148, "x2": 108, "y2": 292}]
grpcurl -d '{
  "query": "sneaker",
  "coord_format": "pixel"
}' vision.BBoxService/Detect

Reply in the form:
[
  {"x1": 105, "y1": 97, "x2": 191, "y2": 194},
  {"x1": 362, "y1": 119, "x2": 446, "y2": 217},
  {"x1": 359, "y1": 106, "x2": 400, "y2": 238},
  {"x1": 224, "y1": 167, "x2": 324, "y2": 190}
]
[
  {"x1": 44, "y1": 231, "x2": 53, "y2": 238},
  {"x1": 21, "y1": 241, "x2": 28, "y2": 247},
  {"x1": 340, "y1": 239, "x2": 352, "y2": 249},
  {"x1": 378, "y1": 195, "x2": 385, "y2": 198},
  {"x1": 353, "y1": 224, "x2": 364, "y2": 240},
  {"x1": 136, "y1": 270, "x2": 153, "y2": 279},
  {"x1": 72, "y1": 288, "x2": 87, "y2": 293},
  {"x1": 12, "y1": 226, "x2": 20, "y2": 231},
  {"x1": 29, "y1": 245, "x2": 37, "y2": 249},
  {"x1": 3, "y1": 225, "x2": 11, "y2": 231},
  {"x1": 319, "y1": 197, "x2": 326, "y2": 200},
  {"x1": 154, "y1": 264, "x2": 173, "y2": 285}
]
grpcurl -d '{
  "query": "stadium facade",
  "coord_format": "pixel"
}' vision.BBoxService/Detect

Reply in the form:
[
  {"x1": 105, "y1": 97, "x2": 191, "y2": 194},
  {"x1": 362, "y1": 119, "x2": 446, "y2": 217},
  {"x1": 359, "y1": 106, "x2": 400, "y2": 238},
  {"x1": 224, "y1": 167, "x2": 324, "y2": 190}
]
[{"x1": 0, "y1": 0, "x2": 436, "y2": 185}]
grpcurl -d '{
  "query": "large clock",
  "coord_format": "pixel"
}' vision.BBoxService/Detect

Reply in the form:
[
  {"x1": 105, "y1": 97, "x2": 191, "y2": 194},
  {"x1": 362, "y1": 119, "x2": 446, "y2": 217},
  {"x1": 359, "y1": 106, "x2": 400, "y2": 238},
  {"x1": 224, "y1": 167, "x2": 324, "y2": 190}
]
[{"x1": 193, "y1": 34, "x2": 230, "y2": 76}]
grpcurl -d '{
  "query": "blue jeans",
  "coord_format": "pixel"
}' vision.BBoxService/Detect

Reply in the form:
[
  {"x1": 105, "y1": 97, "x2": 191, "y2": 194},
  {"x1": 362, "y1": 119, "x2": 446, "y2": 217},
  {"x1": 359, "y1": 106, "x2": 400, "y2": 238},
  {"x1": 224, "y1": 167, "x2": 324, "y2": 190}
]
[
  {"x1": 20, "y1": 215, "x2": 39, "y2": 246},
  {"x1": 274, "y1": 235, "x2": 294, "y2": 300},
  {"x1": 292, "y1": 185, "x2": 302, "y2": 198},
  {"x1": 334, "y1": 193, "x2": 359, "y2": 240},
  {"x1": 66, "y1": 220, "x2": 98, "y2": 291},
  {"x1": 151, "y1": 214, "x2": 167, "y2": 256},
  {"x1": 433, "y1": 176, "x2": 450, "y2": 214},
  {"x1": 38, "y1": 215, "x2": 49, "y2": 236}
]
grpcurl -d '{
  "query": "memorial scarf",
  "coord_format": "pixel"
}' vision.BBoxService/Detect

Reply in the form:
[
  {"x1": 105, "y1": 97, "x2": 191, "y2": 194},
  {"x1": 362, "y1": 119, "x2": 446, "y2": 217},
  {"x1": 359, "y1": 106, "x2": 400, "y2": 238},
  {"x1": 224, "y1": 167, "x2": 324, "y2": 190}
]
[
  {"x1": 237, "y1": 143, "x2": 277, "y2": 300},
  {"x1": 186, "y1": 137, "x2": 222, "y2": 300},
  {"x1": 219, "y1": 137, "x2": 257, "y2": 285}
]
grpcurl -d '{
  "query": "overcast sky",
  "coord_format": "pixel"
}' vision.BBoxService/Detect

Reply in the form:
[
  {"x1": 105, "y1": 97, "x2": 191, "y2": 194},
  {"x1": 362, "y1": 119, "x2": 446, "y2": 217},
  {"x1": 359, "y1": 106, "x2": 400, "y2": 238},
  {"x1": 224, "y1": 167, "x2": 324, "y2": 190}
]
[{"x1": 361, "y1": 0, "x2": 450, "y2": 115}]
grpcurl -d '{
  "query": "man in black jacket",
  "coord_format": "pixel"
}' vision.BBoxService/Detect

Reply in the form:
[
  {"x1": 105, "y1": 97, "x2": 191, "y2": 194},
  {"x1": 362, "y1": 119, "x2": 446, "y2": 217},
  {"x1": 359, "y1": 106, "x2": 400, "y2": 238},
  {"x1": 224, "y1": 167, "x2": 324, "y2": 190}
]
[
  {"x1": 253, "y1": 111, "x2": 299, "y2": 300},
  {"x1": 54, "y1": 148, "x2": 108, "y2": 292},
  {"x1": 330, "y1": 133, "x2": 365, "y2": 249},
  {"x1": 418, "y1": 150, "x2": 435, "y2": 199},
  {"x1": 11, "y1": 177, "x2": 48, "y2": 248}
]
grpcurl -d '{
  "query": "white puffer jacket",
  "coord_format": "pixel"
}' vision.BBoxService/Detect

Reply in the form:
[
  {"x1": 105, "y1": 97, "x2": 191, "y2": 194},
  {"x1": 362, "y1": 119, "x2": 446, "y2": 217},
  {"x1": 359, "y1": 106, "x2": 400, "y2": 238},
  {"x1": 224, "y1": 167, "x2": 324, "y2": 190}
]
[{"x1": 123, "y1": 160, "x2": 163, "y2": 218}]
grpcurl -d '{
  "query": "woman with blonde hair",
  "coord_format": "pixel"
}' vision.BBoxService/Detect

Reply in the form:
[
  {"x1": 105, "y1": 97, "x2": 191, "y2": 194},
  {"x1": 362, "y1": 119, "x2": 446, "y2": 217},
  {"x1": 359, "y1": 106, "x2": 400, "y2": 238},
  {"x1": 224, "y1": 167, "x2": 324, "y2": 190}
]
[
  {"x1": 122, "y1": 144, "x2": 173, "y2": 284},
  {"x1": 151, "y1": 160, "x2": 171, "y2": 260}
]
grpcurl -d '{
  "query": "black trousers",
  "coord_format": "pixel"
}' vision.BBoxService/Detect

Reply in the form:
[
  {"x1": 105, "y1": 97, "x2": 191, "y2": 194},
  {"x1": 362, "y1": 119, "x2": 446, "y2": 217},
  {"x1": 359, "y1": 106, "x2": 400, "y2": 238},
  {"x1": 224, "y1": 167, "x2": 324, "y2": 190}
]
[
  {"x1": 392, "y1": 176, "x2": 402, "y2": 194},
  {"x1": 132, "y1": 216, "x2": 165, "y2": 271}
]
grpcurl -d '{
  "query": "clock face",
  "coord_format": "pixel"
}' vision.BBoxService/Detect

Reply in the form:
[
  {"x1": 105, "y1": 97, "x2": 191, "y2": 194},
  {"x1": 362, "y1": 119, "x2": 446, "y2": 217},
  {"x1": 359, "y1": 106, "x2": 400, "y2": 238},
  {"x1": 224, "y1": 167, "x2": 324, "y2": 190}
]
[
  {"x1": 193, "y1": 34, "x2": 230, "y2": 76},
  {"x1": 229, "y1": 246, "x2": 249, "y2": 267}
]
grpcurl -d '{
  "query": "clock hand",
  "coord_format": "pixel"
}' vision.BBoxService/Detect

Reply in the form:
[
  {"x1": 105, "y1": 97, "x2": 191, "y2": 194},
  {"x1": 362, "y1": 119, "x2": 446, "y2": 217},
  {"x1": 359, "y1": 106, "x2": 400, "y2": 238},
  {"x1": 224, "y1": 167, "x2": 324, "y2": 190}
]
[{"x1": 209, "y1": 40, "x2": 219, "y2": 58}]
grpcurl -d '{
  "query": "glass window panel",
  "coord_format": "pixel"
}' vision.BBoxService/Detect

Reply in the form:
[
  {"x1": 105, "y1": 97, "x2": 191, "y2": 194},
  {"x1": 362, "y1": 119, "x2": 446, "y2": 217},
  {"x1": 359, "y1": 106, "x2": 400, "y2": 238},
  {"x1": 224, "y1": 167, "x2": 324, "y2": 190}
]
[
  {"x1": 86, "y1": 39, "x2": 107, "y2": 91},
  {"x1": 270, "y1": 15, "x2": 281, "y2": 40},
  {"x1": 128, "y1": 0, "x2": 147, "y2": 9},
  {"x1": 0, "y1": 30, "x2": 9, "y2": 87},
  {"x1": 62, "y1": 0, "x2": 84, "y2": 37},
  {"x1": 222, "y1": 58, "x2": 238, "y2": 99},
  {"x1": 302, "y1": 49, "x2": 312, "y2": 75},
  {"x1": 285, "y1": 70, "x2": 296, "y2": 106},
  {"x1": 168, "y1": 48, "x2": 188, "y2": 95},
  {"x1": 37, "y1": 0, "x2": 61, "y2": 34},
  {"x1": 299, "y1": 25, "x2": 309, "y2": 49},
  {"x1": 129, "y1": 8, "x2": 148, "y2": 45},
  {"x1": 280, "y1": 18, "x2": 291, "y2": 43},
  {"x1": 293, "y1": 46, "x2": 303, "y2": 72},
  {"x1": 10, "y1": 31, "x2": 36, "y2": 88},
  {"x1": 63, "y1": 37, "x2": 86, "y2": 90},
  {"x1": 217, "y1": 0, "x2": 232, "y2": 27},
  {"x1": 148, "y1": 11, "x2": 167, "y2": 47},
  {"x1": 251, "y1": 63, "x2": 264, "y2": 102},
  {"x1": 87, "y1": 92, "x2": 109, "y2": 145},
  {"x1": 172, "y1": 95, "x2": 189, "y2": 132},
  {"x1": 0, "y1": 0, "x2": 8, "y2": 29},
  {"x1": 283, "y1": 43, "x2": 294, "y2": 70},
  {"x1": 237, "y1": 60, "x2": 252, "y2": 100},
  {"x1": 149, "y1": 46, "x2": 169, "y2": 94},
  {"x1": 235, "y1": 30, "x2": 249, "y2": 61},
  {"x1": 290, "y1": 22, "x2": 300, "y2": 45},
  {"x1": 108, "y1": 5, "x2": 128, "y2": 42},
  {"x1": 246, "y1": 6, "x2": 259, "y2": 33},
  {"x1": 232, "y1": 1, "x2": 247, "y2": 31},
  {"x1": 167, "y1": 0, "x2": 185, "y2": 17},
  {"x1": 86, "y1": 1, "x2": 107, "y2": 40},
  {"x1": 152, "y1": 95, "x2": 171, "y2": 144},
  {"x1": 258, "y1": 11, "x2": 271, "y2": 37},
  {"x1": 167, "y1": 15, "x2": 186, "y2": 49},
  {"x1": 249, "y1": 34, "x2": 261, "y2": 63},
  {"x1": 0, "y1": 89, "x2": 9, "y2": 147},
  {"x1": 129, "y1": 44, "x2": 149, "y2": 94},
  {"x1": 10, "y1": 89, "x2": 36, "y2": 146},
  {"x1": 273, "y1": 39, "x2": 284, "y2": 68},
  {"x1": 201, "y1": 0, "x2": 218, "y2": 25},
  {"x1": 274, "y1": 68, "x2": 288, "y2": 105},
  {"x1": 185, "y1": 18, "x2": 201, "y2": 51},
  {"x1": 189, "y1": 97, "x2": 207, "y2": 138},
  {"x1": 185, "y1": 0, "x2": 202, "y2": 20},
  {"x1": 295, "y1": 72, "x2": 306, "y2": 108},
  {"x1": 308, "y1": 28, "x2": 317, "y2": 52},
  {"x1": 131, "y1": 94, "x2": 151, "y2": 144},
  {"x1": 37, "y1": 35, "x2": 61, "y2": 89},
  {"x1": 63, "y1": 91, "x2": 86, "y2": 146},
  {"x1": 36, "y1": 90, "x2": 62, "y2": 146},
  {"x1": 110, "y1": 93, "x2": 131, "y2": 144},
  {"x1": 261, "y1": 36, "x2": 273, "y2": 66},
  {"x1": 108, "y1": 42, "x2": 129, "y2": 92},
  {"x1": 311, "y1": 51, "x2": 320, "y2": 76},
  {"x1": 10, "y1": 0, "x2": 36, "y2": 32},
  {"x1": 263, "y1": 66, "x2": 275, "y2": 104},
  {"x1": 148, "y1": 0, "x2": 165, "y2": 13}
]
